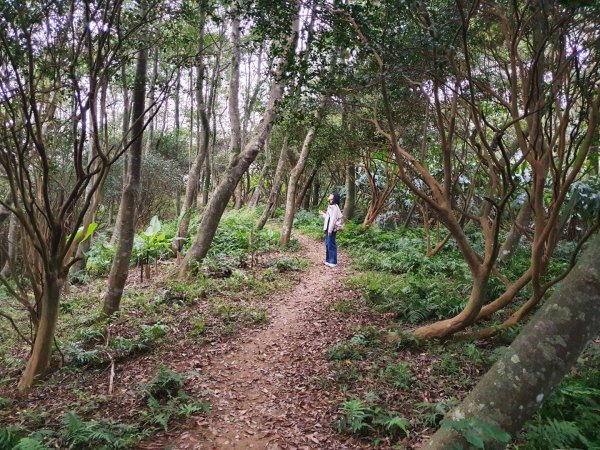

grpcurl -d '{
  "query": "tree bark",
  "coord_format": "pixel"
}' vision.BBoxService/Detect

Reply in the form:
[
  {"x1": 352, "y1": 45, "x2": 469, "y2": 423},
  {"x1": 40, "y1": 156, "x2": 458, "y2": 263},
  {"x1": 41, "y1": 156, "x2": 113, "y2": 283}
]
[
  {"x1": 17, "y1": 269, "x2": 65, "y2": 392},
  {"x1": 248, "y1": 139, "x2": 271, "y2": 208},
  {"x1": 102, "y1": 43, "x2": 148, "y2": 317},
  {"x1": 280, "y1": 96, "x2": 328, "y2": 246},
  {"x1": 144, "y1": 47, "x2": 159, "y2": 155},
  {"x1": 343, "y1": 163, "x2": 356, "y2": 220},
  {"x1": 424, "y1": 232, "x2": 600, "y2": 449},
  {"x1": 228, "y1": 8, "x2": 243, "y2": 209},
  {"x1": 498, "y1": 197, "x2": 532, "y2": 262},
  {"x1": 1, "y1": 212, "x2": 18, "y2": 277},
  {"x1": 110, "y1": 66, "x2": 132, "y2": 245},
  {"x1": 173, "y1": 0, "x2": 210, "y2": 254},
  {"x1": 256, "y1": 135, "x2": 289, "y2": 230}
]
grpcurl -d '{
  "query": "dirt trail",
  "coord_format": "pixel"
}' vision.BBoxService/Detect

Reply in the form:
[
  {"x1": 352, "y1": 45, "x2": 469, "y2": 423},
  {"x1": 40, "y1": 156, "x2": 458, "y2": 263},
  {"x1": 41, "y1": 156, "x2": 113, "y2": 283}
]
[{"x1": 164, "y1": 234, "x2": 360, "y2": 450}]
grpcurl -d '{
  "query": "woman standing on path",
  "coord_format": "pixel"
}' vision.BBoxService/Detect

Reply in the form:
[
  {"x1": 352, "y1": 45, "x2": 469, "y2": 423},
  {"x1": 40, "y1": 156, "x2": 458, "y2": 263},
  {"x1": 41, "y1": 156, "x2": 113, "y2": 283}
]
[{"x1": 319, "y1": 192, "x2": 343, "y2": 267}]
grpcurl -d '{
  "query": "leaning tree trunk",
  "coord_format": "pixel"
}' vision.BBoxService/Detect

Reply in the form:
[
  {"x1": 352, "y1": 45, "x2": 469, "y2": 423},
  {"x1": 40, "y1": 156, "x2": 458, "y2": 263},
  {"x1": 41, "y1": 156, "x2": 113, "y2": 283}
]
[
  {"x1": 256, "y1": 135, "x2": 289, "y2": 230},
  {"x1": 173, "y1": 0, "x2": 210, "y2": 254},
  {"x1": 179, "y1": 5, "x2": 299, "y2": 276},
  {"x1": 279, "y1": 96, "x2": 328, "y2": 246},
  {"x1": 424, "y1": 232, "x2": 600, "y2": 450},
  {"x1": 102, "y1": 43, "x2": 148, "y2": 317},
  {"x1": 180, "y1": 82, "x2": 287, "y2": 276}
]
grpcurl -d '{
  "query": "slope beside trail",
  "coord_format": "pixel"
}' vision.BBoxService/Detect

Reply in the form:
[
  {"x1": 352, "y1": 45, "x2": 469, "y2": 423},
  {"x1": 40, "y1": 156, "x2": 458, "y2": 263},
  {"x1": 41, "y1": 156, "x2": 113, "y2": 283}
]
[{"x1": 147, "y1": 234, "x2": 370, "y2": 450}]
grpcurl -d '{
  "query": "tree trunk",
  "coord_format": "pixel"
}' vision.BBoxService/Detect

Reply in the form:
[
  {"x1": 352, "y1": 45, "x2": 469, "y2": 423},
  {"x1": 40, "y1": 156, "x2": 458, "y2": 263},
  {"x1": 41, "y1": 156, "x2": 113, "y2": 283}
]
[
  {"x1": 17, "y1": 269, "x2": 65, "y2": 392},
  {"x1": 343, "y1": 163, "x2": 356, "y2": 220},
  {"x1": 173, "y1": 0, "x2": 210, "y2": 254},
  {"x1": 180, "y1": 81, "x2": 287, "y2": 275},
  {"x1": 0, "y1": 193, "x2": 13, "y2": 226},
  {"x1": 1, "y1": 212, "x2": 18, "y2": 277},
  {"x1": 280, "y1": 96, "x2": 328, "y2": 246},
  {"x1": 256, "y1": 135, "x2": 289, "y2": 230},
  {"x1": 110, "y1": 67, "x2": 132, "y2": 245},
  {"x1": 424, "y1": 232, "x2": 600, "y2": 450},
  {"x1": 228, "y1": 9, "x2": 243, "y2": 209},
  {"x1": 296, "y1": 168, "x2": 317, "y2": 210},
  {"x1": 144, "y1": 47, "x2": 159, "y2": 155},
  {"x1": 498, "y1": 197, "x2": 532, "y2": 262},
  {"x1": 249, "y1": 139, "x2": 271, "y2": 208},
  {"x1": 312, "y1": 176, "x2": 320, "y2": 208},
  {"x1": 72, "y1": 79, "x2": 109, "y2": 273},
  {"x1": 102, "y1": 43, "x2": 148, "y2": 317},
  {"x1": 180, "y1": 6, "x2": 300, "y2": 275}
]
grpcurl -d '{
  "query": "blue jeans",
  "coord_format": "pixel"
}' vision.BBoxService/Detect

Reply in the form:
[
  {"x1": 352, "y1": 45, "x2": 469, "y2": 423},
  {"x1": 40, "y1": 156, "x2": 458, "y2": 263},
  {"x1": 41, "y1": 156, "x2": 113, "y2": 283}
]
[{"x1": 325, "y1": 232, "x2": 337, "y2": 264}]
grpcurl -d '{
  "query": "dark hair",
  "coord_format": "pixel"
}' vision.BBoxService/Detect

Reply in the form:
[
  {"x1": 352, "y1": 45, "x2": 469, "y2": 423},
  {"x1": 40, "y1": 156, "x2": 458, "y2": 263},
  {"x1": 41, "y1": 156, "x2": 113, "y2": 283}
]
[{"x1": 331, "y1": 192, "x2": 341, "y2": 206}]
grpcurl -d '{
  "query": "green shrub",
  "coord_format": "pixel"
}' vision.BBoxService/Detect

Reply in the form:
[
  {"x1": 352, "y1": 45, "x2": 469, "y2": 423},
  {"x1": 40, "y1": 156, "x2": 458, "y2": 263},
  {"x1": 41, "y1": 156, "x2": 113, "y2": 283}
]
[
  {"x1": 132, "y1": 216, "x2": 174, "y2": 263},
  {"x1": 85, "y1": 238, "x2": 115, "y2": 276}
]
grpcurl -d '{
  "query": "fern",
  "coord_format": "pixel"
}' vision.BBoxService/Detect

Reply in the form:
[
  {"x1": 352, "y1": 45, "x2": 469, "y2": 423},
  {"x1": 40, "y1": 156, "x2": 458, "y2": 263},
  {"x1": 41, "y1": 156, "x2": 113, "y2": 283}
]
[
  {"x1": 60, "y1": 411, "x2": 138, "y2": 449},
  {"x1": 524, "y1": 419, "x2": 591, "y2": 449},
  {"x1": 0, "y1": 426, "x2": 23, "y2": 448},
  {"x1": 12, "y1": 437, "x2": 50, "y2": 450},
  {"x1": 440, "y1": 417, "x2": 510, "y2": 449}
]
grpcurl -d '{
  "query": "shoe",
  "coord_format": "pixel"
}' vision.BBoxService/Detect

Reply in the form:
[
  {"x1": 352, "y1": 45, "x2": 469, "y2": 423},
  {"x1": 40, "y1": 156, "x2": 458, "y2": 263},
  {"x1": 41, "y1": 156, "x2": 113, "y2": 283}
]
[{"x1": 325, "y1": 262, "x2": 337, "y2": 267}]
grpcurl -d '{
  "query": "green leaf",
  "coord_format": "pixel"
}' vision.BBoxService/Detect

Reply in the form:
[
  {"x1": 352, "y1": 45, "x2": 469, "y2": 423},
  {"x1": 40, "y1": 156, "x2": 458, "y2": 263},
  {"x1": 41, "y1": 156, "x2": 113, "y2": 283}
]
[{"x1": 144, "y1": 216, "x2": 162, "y2": 237}]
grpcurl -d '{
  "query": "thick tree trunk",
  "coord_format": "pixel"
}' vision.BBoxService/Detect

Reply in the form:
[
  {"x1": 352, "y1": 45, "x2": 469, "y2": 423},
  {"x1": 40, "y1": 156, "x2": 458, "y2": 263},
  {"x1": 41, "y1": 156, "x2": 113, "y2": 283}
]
[
  {"x1": 424, "y1": 233, "x2": 600, "y2": 449},
  {"x1": 17, "y1": 270, "x2": 65, "y2": 392},
  {"x1": 173, "y1": 0, "x2": 210, "y2": 254},
  {"x1": 280, "y1": 96, "x2": 328, "y2": 246},
  {"x1": 343, "y1": 163, "x2": 356, "y2": 220},
  {"x1": 256, "y1": 135, "x2": 289, "y2": 230},
  {"x1": 102, "y1": 43, "x2": 148, "y2": 317}
]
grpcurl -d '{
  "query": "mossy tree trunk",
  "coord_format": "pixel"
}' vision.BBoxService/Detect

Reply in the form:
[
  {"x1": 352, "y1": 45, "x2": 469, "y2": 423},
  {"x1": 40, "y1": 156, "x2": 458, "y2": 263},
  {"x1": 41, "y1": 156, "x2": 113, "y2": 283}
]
[{"x1": 424, "y1": 232, "x2": 600, "y2": 449}]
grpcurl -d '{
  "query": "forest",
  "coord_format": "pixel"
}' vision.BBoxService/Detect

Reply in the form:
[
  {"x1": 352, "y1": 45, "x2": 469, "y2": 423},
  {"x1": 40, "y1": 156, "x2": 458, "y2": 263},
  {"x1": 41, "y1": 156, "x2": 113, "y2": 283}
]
[{"x1": 1, "y1": 0, "x2": 599, "y2": 448}]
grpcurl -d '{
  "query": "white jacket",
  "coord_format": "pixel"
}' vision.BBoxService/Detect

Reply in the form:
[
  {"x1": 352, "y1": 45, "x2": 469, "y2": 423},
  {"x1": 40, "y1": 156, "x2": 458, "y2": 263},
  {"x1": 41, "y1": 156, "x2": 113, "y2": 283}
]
[{"x1": 323, "y1": 204, "x2": 343, "y2": 234}]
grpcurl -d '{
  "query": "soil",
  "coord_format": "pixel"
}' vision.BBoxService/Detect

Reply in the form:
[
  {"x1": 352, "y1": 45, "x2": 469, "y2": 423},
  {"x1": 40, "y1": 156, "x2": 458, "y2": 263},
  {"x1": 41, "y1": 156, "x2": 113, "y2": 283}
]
[{"x1": 143, "y1": 234, "x2": 376, "y2": 450}]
